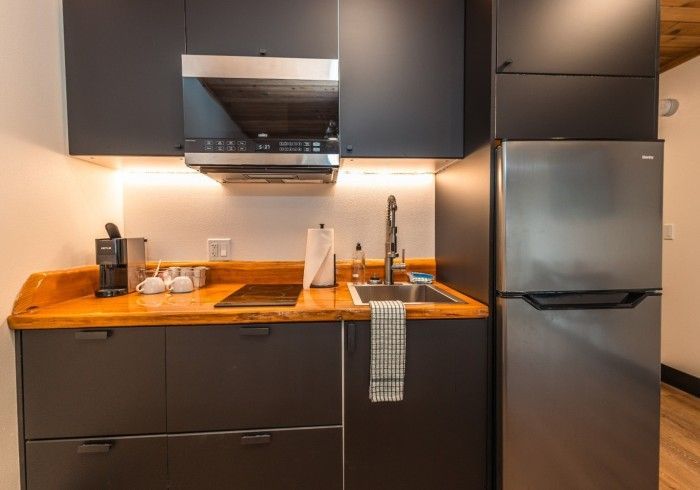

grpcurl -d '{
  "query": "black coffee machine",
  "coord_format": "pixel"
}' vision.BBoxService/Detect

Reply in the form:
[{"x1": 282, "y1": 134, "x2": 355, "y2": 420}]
[{"x1": 95, "y1": 223, "x2": 146, "y2": 297}]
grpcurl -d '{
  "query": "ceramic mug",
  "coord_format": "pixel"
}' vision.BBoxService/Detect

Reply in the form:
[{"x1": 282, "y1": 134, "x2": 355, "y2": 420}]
[
  {"x1": 136, "y1": 276, "x2": 166, "y2": 295},
  {"x1": 168, "y1": 276, "x2": 194, "y2": 294}
]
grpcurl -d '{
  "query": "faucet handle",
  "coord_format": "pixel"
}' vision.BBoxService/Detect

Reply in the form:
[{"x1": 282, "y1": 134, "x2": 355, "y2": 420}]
[{"x1": 392, "y1": 249, "x2": 407, "y2": 271}]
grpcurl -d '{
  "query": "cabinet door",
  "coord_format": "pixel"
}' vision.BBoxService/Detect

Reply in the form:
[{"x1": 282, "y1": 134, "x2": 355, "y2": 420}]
[
  {"x1": 167, "y1": 323, "x2": 341, "y2": 432},
  {"x1": 26, "y1": 436, "x2": 167, "y2": 490},
  {"x1": 344, "y1": 320, "x2": 488, "y2": 489},
  {"x1": 22, "y1": 328, "x2": 166, "y2": 439},
  {"x1": 339, "y1": 0, "x2": 464, "y2": 158},
  {"x1": 494, "y1": 74, "x2": 658, "y2": 140},
  {"x1": 63, "y1": 0, "x2": 185, "y2": 155},
  {"x1": 185, "y1": 0, "x2": 338, "y2": 58},
  {"x1": 168, "y1": 428, "x2": 342, "y2": 489},
  {"x1": 496, "y1": 0, "x2": 658, "y2": 77}
]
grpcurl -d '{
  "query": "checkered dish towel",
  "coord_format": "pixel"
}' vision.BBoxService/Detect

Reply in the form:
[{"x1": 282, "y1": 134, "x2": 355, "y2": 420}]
[{"x1": 369, "y1": 300, "x2": 406, "y2": 402}]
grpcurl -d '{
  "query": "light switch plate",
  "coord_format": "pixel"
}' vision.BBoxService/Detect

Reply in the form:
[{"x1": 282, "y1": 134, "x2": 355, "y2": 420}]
[
  {"x1": 208, "y1": 238, "x2": 232, "y2": 261},
  {"x1": 663, "y1": 224, "x2": 675, "y2": 240}
]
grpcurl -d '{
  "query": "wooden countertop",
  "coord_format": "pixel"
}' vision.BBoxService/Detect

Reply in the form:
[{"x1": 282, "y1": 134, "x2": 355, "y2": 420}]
[{"x1": 7, "y1": 260, "x2": 488, "y2": 329}]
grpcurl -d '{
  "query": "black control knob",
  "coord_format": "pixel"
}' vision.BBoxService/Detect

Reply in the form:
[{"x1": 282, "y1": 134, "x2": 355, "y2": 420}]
[{"x1": 346, "y1": 145, "x2": 353, "y2": 153}]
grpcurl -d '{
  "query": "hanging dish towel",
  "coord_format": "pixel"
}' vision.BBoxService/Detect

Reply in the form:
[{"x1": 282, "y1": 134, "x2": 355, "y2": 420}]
[{"x1": 369, "y1": 300, "x2": 406, "y2": 402}]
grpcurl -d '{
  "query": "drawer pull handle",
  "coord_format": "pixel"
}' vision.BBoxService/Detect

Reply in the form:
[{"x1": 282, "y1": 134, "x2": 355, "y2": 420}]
[
  {"x1": 240, "y1": 327, "x2": 270, "y2": 337},
  {"x1": 241, "y1": 434, "x2": 271, "y2": 446},
  {"x1": 77, "y1": 442, "x2": 113, "y2": 454},
  {"x1": 74, "y1": 330, "x2": 110, "y2": 341}
]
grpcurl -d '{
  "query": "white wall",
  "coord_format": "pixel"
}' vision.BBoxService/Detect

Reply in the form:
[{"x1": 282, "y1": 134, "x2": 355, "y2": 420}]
[
  {"x1": 123, "y1": 171, "x2": 435, "y2": 261},
  {"x1": 0, "y1": 2, "x2": 123, "y2": 488},
  {"x1": 659, "y1": 56, "x2": 700, "y2": 378}
]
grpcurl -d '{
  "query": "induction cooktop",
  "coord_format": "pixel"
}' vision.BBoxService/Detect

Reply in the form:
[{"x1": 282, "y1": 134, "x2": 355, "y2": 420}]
[{"x1": 214, "y1": 284, "x2": 303, "y2": 307}]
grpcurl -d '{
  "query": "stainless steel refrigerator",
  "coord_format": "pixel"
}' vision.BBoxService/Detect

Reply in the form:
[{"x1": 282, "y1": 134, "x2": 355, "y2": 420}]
[{"x1": 496, "y1": 140, "x2": 662, "y2": 489}]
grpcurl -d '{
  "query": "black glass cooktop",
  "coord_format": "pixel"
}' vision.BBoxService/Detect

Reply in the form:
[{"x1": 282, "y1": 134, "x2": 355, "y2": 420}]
[{"x1": 215, "y1": 284, "x2": 303, "y2": 307}]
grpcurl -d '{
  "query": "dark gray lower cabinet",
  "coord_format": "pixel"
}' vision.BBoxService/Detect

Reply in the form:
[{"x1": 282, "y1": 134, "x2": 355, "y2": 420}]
[
  {"x1": 22, "y1": 328, "x2": 166, "y2": 439},
  {"x1": 25, "y1": 436, "x2": 167, "y2": 490},
  {"x1": 345, "y1": 319, "x2": 488, "y2": 489},
  {"x1": 166, "y1": 323, "x2": 341, "y2": 432},
  {"x1": 168, "y1": 428, "x2": 342, "y2": 489}
]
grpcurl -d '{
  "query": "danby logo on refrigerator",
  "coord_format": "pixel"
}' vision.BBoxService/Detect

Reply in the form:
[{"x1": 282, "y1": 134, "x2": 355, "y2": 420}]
[{"x1": 641, "y1": 155, "x2": 655, "y2": 160}]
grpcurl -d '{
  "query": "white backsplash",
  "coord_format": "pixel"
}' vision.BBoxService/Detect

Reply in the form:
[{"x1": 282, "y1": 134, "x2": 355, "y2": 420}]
[{"x1": 123, "y1": 171, "x2": 435, "y2": 261}]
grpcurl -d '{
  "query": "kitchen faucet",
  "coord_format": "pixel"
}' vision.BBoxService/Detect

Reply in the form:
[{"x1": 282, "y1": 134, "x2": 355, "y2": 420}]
[{"x1": 384, "y1": 195, "x2": 406, "y2": 285}]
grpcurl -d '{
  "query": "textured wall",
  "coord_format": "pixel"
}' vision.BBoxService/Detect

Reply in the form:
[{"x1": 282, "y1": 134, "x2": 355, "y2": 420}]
[
  {"x1": 0, "y1": 2, "x2": 123, "y2": 488},
  {"x1": 658, "y1": 56, "x2": 700, "y2": 378},
  {"x1": 123, "y1": 171, "x2": 435, "y2": 261}
]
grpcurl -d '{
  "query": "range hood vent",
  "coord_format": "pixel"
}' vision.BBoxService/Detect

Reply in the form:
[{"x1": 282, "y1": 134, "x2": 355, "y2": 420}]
[{"x1": 192, "y1": 164, "x2": 338, "y2": 184}]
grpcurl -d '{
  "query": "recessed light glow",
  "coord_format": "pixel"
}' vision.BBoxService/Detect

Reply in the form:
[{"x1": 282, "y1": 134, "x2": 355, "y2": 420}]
[{"x1": 121, "y1": 169, "x2": 221, "y2": 188}]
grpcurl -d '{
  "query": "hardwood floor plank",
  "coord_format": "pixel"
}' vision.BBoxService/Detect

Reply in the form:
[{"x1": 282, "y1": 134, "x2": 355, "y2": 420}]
[{"x1": 660, "y1": 384, "x2": 700, "y2": 489}]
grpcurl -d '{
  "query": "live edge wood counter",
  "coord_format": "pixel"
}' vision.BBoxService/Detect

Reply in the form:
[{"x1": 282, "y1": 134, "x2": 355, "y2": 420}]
[{"x1": 7, "y1": 260, "x2": 488, "y2": 329}]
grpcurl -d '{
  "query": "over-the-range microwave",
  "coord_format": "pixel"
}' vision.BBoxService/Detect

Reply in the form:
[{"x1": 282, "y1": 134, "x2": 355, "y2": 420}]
[{"x1": 182, "y1": 54, "x2": 339, "y2": 183}]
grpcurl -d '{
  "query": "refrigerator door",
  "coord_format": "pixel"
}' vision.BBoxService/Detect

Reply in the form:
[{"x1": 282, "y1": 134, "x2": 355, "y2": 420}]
[
  {"x1": 496, "y1": 140, "x2": 663, "y2": 294},
  {"x1": 498, "y1": 295, "x2": 660, "y2": 490}
]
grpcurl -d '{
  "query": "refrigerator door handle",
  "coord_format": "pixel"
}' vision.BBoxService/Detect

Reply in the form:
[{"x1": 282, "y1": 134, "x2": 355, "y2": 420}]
[{"x1": 522, "y1": 291, "x2": 652, "y2": 311}]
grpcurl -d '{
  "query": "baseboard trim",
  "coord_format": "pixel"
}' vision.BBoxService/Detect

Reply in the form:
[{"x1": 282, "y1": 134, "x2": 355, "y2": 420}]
[{"x1": 661, "y1": 364, "x2": 700, "y2": 397}]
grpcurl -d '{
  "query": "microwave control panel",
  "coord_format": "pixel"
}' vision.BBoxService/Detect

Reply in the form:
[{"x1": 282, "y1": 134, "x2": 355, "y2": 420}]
[{"x1": 185, "y1": 139, "x2": 339, "y2": 154}]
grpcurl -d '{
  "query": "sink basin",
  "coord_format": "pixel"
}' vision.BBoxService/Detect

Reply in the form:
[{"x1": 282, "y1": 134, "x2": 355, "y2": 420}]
[{"x1": 347, "y1": 283, "x2": 463, "y2": 306}]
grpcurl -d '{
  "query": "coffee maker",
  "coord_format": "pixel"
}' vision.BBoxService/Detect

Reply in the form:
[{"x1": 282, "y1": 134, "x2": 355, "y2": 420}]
[{"x1": 95, "y1": 223, "x2": 146, "y2": 297}]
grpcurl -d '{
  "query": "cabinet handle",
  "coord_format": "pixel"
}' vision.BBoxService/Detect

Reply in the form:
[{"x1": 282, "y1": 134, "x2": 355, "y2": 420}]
[
  {"x1": 498, "y1": 59, "x2": 513, "y2": 72},
  {"x1": 241, "y1": 434, "x2": 271, "y2": 446},
  {"x1": 174, "y1": 143, "x2": 183, "y2": 150},
  {"x1": 347, "y1": 323, "x2": 356, "y2": 354},
  {"x1": 77, "y1": 442, "x2": 113, "y2": 454},
  {"x1": 74, "y1": 330, "x2": 110, "y2": 341},
  {"x1": 240, "y1": 327, "x2": 270, "y2": 337}
]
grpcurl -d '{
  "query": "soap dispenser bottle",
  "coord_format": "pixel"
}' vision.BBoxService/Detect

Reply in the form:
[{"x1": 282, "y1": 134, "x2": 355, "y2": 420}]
[{"x1": 351, "y1": 243, "x2": 366, "y2": 284}]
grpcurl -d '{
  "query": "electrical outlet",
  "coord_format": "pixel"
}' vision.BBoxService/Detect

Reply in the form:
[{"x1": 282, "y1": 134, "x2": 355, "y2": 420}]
[
  {"x1": 208, "y1": 238, "x2": 232, "y2": 261},
  {"x1": 663, "y1": 224, "x2": 675, "y2": 240}
]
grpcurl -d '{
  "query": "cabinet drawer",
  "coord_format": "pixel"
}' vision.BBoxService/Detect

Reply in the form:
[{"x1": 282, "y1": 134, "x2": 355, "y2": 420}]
[
  {"x1": 22, "y1": 328, "x2": 166, "y2": 439},
  {"x1": 166, "y1": 324, "x2": 341, "y2": 432},
  {"x1": 494, "y1": 74, "x2": 657, "y2": 140},
  {"x1": 26, "y1": 436, "x2": 167, "y2": 490},
  {"x1": 168, "y1": 428, "x2": 342, "y2": 489}
]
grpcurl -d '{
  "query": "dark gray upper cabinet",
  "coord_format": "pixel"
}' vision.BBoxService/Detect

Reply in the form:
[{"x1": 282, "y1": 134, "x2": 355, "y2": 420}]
[
  {"x1": 496, "y1": 0, "x2": 658, "y2": 77},
  {"x1": 344, "y1": 319, "x2": 488, "y2": 489},
  {"x1": 63, "y1": 0, "x2": 185, "y2": 155},
  {"x1": 339, "y1": 0, "x2": 464, "y2": 158},
  {"x1": 185, "y1": 0, "x2": 338, "y2": 58}
]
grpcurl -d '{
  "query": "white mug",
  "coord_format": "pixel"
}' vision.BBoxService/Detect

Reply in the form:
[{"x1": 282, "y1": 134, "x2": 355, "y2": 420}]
[
  {"x1": 136, "y1": 277, "x2": 166, "y2": 295},
  {"x1": 168, "y1": 276, "x2": 194, "y2": 294}
]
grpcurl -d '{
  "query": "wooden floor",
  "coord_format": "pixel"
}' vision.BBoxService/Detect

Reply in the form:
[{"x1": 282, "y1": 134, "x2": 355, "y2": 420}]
[{"x1": 660, "y1": 383, "x2": 700, "y2": 489}]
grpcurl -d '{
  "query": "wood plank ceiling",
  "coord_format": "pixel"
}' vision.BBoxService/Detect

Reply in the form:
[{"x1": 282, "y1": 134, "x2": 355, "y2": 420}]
[{"x1": 661, "y1": 0, "x2": 700, "y2": 71}]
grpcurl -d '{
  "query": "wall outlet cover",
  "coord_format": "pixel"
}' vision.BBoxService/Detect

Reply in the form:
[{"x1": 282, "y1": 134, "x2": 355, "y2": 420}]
[
  {"x1": 663, "y1": 224, "x2": 675, "y2": 240},
  {"x1": 208, "y1": 238, "x2": 232, "y2": 261}
]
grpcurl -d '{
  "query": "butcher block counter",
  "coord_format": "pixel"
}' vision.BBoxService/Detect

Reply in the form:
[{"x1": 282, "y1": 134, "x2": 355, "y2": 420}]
[{"x1": 7, "y1": 259, "x2": 488, "y2": 329}]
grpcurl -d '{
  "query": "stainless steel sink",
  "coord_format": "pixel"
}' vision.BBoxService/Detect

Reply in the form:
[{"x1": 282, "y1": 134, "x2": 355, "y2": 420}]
[{"x1": 347, "y1": 283, "x2": 463, "y2": 306}]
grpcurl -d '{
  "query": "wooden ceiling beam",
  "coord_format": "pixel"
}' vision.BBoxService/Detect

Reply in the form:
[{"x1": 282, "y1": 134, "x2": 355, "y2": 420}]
[{"x1": 661, "y1": 6, "x2": 700, "y2": 23}]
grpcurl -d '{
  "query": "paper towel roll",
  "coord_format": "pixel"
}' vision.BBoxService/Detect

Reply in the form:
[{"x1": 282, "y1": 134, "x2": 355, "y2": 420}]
[{"x1": 303, "y1": 227, "x2": 335, "y2": 289}]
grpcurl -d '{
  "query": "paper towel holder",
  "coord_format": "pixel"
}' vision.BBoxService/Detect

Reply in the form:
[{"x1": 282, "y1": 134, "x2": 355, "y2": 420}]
[{"x1": 310, "y1": 253, "x2": 337, "y2": 288}]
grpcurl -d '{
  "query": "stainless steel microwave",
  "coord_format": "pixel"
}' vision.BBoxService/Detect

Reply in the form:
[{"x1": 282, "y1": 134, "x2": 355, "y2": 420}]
[{"x1": 182, "y1": 54, "x2": 339, "y2": 183}]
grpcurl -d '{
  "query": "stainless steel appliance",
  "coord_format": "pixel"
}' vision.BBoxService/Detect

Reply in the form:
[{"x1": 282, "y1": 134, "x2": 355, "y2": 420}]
[
  {"x1": 182, "y1": 55, "x2": 339, "y2": 183},
  {"x1": 95, "y1": 234, "x2": 146, "y2": 297},
  {"x1": 496, "y1": 140, "x2": 663, "y2": 489}
]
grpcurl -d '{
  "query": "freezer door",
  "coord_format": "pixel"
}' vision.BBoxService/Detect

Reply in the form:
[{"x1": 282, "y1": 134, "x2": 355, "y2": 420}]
[
  {"x1": 496, "y1": 140, "x2": 663, "y2": 293},
  {"x1": 498, "y1": 295, "x2": 660, "y2": 490}
]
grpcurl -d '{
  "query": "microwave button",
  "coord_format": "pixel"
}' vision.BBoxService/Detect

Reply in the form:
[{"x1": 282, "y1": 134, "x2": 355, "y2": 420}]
[
  {"x1": 226, "y1": 145, "x2": 235, "y2": 151},
  {"x1": 313, "y1": 142, "x2": 321, "y2": 147},
  {"x1": 216, "y1": 146, "x2": 225, "y2": 152},
  {"x1": 204, "y1": 145, "x2": 213, "y2": 151},
  {"x1": 216, "y1": 140, "x2": 224, "y2": 146}
]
